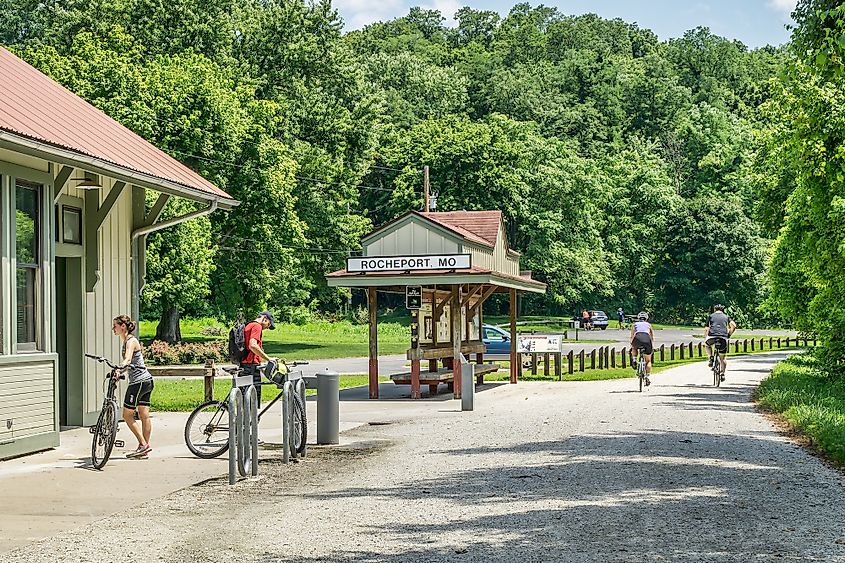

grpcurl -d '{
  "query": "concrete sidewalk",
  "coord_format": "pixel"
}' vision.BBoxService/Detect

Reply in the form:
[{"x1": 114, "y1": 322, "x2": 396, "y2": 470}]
[{"x1": 0, "y1": 379, "x2": 507, "y2": 554}]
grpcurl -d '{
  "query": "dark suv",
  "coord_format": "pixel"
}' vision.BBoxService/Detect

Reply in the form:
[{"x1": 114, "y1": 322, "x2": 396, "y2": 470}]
[{"x1": 590, "y1": 310, "x2": 609, "y2": 330}]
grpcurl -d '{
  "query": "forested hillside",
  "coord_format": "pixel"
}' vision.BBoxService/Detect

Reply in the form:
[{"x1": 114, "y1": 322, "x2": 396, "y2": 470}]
[{"x1": 0, "y1": 1, "x2": 790, "y2": 330}]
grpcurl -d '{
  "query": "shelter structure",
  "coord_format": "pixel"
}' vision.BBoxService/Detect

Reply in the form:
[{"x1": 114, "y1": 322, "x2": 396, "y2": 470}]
[
  {"x1": 0, "y1": 47, "x2": 237, "y2": 459},
  {"x1": 327, "y1": 210, "x2": 545, "y2": 399}
]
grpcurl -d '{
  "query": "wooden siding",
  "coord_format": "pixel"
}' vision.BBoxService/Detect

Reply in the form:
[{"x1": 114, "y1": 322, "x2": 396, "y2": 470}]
[
  {"x1": 466, "y1": 223, "x2": 520, "y2": 275},
  {"x1": 0, "y1": 360, "x2": 55, "y2": 443},
  {"x1": 69, "y1": 177, "x2": 133, "y2": 419},
  {"x1": 365, "y1": 220, "x2": 459, "y2": 256}
]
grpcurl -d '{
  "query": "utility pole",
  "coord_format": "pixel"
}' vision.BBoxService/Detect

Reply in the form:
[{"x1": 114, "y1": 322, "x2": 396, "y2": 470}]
[{"x1": 423, "y1": 165, "x2": 430, "y2": 212}]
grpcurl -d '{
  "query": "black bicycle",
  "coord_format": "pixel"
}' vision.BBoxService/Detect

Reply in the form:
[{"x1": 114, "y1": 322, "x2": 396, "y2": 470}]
[
  {"x1": 184, "y1": 361, "x2": 309, "y2": 459},
  {"x1": 85, "y1": 354, "x2": 137, "y2": 469},
  {"x1": 709, "y1": 339, "x2": 726, "y2": 387}
]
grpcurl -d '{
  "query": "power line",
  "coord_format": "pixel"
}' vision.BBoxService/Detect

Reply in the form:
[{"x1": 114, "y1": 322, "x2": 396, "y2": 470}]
[{"x1": 167, "y1": 149, "x2": 417, "y2": 194}]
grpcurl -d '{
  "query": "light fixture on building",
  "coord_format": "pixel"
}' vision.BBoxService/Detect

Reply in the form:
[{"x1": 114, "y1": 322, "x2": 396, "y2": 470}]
[
  {"x1": 429, "y1": 191, "x2": 438, "y2": 211},
  {"x1": 73, "y1": 172, "x2": 102, "y2": 190}
]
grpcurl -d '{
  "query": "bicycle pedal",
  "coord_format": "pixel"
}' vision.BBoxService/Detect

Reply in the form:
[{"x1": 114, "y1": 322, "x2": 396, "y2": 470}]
[{"x1": 114, "y1": 440, "x2": 125, "y2": 448}]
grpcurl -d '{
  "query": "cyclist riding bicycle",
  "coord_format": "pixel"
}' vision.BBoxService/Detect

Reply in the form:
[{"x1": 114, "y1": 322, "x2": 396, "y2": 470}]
[
  {"x1": 705, "y1": 304, "x2": 736, "y2": 382},
  {"x1": 630, "y1": 311, "x2": 655, "y2": 386}
]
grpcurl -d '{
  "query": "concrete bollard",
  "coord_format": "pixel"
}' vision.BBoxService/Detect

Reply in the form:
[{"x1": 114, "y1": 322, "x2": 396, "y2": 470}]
[
  {"x1": 317, "y1": 368, "x2": 340, "y2": 445},
  {"x1": 461, "y1": 359, "x2": 475, "y2": 412}
]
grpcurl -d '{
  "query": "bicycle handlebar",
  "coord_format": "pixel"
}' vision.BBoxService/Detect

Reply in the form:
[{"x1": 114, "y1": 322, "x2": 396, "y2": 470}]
[{"x1": 84, "y1": 353, "x2": 140, "y2": 372}]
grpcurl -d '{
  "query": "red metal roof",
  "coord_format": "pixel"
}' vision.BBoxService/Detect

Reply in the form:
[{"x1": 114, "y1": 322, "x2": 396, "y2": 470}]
[
  {"x1": 0, "y1": 47, "x2": 233, "y2": 201},
  {"x1": 419, "y1": 211, "x2": 501, "y2": 247}
]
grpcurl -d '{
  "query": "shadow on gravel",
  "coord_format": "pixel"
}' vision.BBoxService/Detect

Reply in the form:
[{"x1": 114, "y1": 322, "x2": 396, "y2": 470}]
[
  {"x1": 277, "y1": 429, "x2": 844, "y2": 562},
  {"x1": 651, "y1": 383, "x2": 759, "y2": 413},
  {"x1": 336, "y1": 382, "x2": 507, "y2": 403}
]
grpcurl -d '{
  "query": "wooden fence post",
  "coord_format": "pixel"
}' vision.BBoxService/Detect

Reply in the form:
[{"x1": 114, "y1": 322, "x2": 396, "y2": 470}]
[
  {"x1": 734, "y1": 340, "x2": 739, "y2": 353},
  {"x1": 697, "y1": 342, "x2": 703, "y2": 357},
  {"x1": 769, "y1": 337, "x2": 773, "y2": 349},
  {"x1": 568, "y1": 351, "x2": 574, "y2": 375},
  {"x1": 590, "y1": 349, "x2": 596, "y2": 369},
  {"x1": 680, "y1": 343, "x2": 685, "y2": 360},
  {"x1": 622, "y1": 347, "x2": 628, "y2": 368},
  {"x1": 544, "y1": 353, "x2": 550, "y2": 377},
  {"x1": 777, "y1": 337, "x2": 781, "y2": 348},
  {"x1": 670, "y1": 344, "x2": 675, "y2": 361},
  {"x1": 751, "y1": 338, "x2": 755, "y2": 352},
  {"x1": 611, "y1": 348, "x2": 616, "y2": 368},
  {"x1": 531, "y1": 353, "x2": 538, "y2": 375},
  {"x1": 660, "y1": 344, "x2": 665, "y2": 362},
  {"x1": 598, "y1": 347, "x2": 604, "y2": 369},
  {"x1": 204, "y1": 359, "x2": 215, "y2": 402},
  {"x1": 579, "y1": 350, "x2": 585, "y2": 372},
  {"x1": 555, "y1": 352, "x2": 562, "y2": 380}
]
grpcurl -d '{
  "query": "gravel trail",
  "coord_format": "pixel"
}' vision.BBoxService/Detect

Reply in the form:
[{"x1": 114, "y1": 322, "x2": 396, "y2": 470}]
[{"x1": 7, "y1": 351, "x2": 845, "y2": 562}]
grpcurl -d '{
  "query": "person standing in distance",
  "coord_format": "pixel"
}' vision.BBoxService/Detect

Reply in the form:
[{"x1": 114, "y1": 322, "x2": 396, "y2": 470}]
[
  {"x1": 705, "y1": 304, "x2": 736, "y2": 382},
  {"x1": 112, "y1": 315, "x2": 154, "y2": 458},
  {"x1": 241, "y1": 311, "x2": 277, "y2": 405}
]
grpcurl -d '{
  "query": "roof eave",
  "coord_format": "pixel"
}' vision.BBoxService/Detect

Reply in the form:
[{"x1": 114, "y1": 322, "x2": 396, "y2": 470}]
[
  {"x1": 0, "y1": 130, "x2": 239, "y2": 209},
  {"x1": 326, "y1": 271, "x2": 546, "y2": 294}
]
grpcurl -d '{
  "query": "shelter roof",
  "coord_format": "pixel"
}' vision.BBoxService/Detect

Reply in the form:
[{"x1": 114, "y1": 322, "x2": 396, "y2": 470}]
[
  {"x1": 326, "y1": 265, "x2": 546, "y2": 294},
  {"x1": 419, "y1": 211, "x2": 501, "y2": 248},
  {"x1": 0, "y1": 47, "x2": 236, "y2": 206}
]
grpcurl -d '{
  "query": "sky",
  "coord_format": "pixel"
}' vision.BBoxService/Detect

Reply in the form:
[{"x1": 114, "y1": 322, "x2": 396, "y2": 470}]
[{"x1": 333, "y1": 0, "x2": 796, "y2": 49}]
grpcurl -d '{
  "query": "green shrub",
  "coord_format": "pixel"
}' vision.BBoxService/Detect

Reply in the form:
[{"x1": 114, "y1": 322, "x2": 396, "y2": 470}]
[{"x1": 145, "y1": 340, "x2": 227, "y2": 365}]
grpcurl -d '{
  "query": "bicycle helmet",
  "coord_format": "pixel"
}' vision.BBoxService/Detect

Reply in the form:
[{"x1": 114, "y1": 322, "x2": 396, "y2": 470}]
[
  {"x1": 713, "y1": 304, "x2": 725, "y2": 312},
  {"x1": 637, "y1": 311, "x2": 648, "y2": 321}
]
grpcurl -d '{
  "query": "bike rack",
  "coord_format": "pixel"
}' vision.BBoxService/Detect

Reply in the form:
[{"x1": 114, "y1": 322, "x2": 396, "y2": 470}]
[{"x1": 228, "y1": 379, "x2": 259, "y2": 485}]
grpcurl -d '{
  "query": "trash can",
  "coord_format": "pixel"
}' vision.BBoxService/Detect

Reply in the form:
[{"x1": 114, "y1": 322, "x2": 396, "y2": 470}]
[{"x1": 317, "y1": 368, "x2": 340, "y2": 444}]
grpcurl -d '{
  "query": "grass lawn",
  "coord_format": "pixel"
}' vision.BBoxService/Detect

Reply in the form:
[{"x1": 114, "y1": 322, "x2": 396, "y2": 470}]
[
  {"x1": 139, "y1": 318, "x2": 410, "y2": 360},
  {"x1": 755, "y1": 352, "x2": 845, "y2": 467}
]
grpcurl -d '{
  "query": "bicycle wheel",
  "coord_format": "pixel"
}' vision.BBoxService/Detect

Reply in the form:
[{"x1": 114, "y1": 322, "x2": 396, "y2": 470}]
[
  {"x1": 292, "y1": 392, "x2": 307, "y2": 454},
  {"x1": 91, "y1": 400, "x2": 118, "y2": 470},
  {"x1": 184, "y1": 400, "x2": 230, "y2": 458},
  {"x1": 714, "y1": 356, "x2": 721, "y2": 387}
]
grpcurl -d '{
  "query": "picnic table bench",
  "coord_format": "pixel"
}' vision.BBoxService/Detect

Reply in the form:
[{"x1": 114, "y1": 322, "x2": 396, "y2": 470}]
[{"x1": 390, "y1": 363, "x2": 500, "y2": 395}]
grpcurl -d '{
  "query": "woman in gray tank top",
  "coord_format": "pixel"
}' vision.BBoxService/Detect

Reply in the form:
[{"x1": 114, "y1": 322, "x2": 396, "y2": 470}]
[{"x1": 113, "y1": 315, "x2": 154, "y2": 458}]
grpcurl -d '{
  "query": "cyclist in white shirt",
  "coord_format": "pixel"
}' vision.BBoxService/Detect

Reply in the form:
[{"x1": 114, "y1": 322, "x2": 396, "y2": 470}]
[{"x1": 630, "y1": 311, "x2": 655, "y2": 386}]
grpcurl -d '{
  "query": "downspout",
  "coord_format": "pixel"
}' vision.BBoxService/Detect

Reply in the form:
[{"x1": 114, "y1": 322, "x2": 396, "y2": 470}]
[{"x1": 130, "y1": 199, "x2": 219, "y2": 327}]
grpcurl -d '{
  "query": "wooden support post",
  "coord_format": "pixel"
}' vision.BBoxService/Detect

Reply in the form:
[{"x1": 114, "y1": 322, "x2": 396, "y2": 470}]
[
  {"x1": 734, "y1": 340, "x2": 739, "y2": 353},
  {"x1": 660, "y1": 344, "x2": 665, "y2": 362},
  {"x1": 611, "y1": 348, "x2": 616, "y2": 368},
  {"x1": 555, "y1": 353, "x2": 562, "y2": 380},
  {"x1": 509, "y1": 288, "x2": 518, "y2": 384},
  {"x1": 751, "y1": 338, "x2": 755, "y2": 352},
  {"x1": 429, "y1": 359, "x2": 438, "y2": 372},
  {"x1": 368, "y1": 287, "x2": 378, "y2": 399},
  {"x1": 590, "y1": 349, "x2": 596, "y2": 369},
  {"x1": 567, "y1": 351, "x2": 574, "y2": 375},
  {"x1": 670, "y1": 344, "x2": 675, "y2": 361},
  {"x1": 688, "y1": 342, "x2": 693, "y2": 357},
  {"x1": 544, "y1": 353, "x2": 550, "y2": 377},
  {"x1": 598, "y1": 348, "x2": 604, "y2": 370},
  {"x1": 743, "y1": 339, "x2": 748, "y2": 353},
  {"x1": 680, "y1": 343, "x2": 685, "y2": 360},
  {"x1": 579, "y1": 350, "x2": 585, "y2": 372},
  {"x1": 451, "y1": 285, "x2": 463, "y2": 398},
  {"x1": 531, "y1": 353, "x2": 538, "y2": 375},
  {"x1": 769, "y1": 337, "x2": 773, "y2": 349},
  {"x1": 622, "y1": 347, "x2": 627, "y2": 368},
  {"x1": 411, "y1": 359, "x2": 421, "y2": 399},
  {"x1": 697, "y1": 342, "x2": 703, "y2": 357},
  {"x1": 204, "y1": 359, "x2": 215, "y2": 402}
]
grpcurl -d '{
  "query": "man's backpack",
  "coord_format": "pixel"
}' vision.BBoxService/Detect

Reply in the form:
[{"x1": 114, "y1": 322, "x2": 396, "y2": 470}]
[{"x1": 228, "y1": 322, "x2": 248, "y2": 364}]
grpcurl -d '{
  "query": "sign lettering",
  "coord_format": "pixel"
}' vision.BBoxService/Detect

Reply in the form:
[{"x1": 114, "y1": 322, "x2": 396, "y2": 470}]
[{"x1": 347, "y1": 254, "x2": 471, "y2": 273}]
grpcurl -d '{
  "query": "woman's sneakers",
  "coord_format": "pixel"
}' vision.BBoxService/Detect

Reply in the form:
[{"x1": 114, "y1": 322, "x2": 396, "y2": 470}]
[{"x1": 126, "y1": 443, "x2": 152, "y2": 458}]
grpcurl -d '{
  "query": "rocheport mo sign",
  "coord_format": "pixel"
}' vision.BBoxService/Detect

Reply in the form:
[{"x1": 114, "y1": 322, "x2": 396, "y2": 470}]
[{"x1": 347, "y1": 254, "x2": 472, "y2": 273}]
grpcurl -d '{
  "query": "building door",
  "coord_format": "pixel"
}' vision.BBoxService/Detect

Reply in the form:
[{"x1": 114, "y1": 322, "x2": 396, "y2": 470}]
[{"x1": 56, "y1": 257, "x2": 83, "y2": 427}]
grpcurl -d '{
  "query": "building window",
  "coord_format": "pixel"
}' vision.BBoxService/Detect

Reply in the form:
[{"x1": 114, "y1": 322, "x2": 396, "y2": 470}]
[
  {"x1": 62, "y1": 206, "x2": 82, "y2": 244},
  {"x1": 15, "y1": 180, "x2": 41, "y2": 351}
]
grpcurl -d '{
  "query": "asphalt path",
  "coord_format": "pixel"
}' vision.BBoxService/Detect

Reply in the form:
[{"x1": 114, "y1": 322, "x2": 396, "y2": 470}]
[{"x1": 8, "y1": 351, "x2": 845, "y2": 562}]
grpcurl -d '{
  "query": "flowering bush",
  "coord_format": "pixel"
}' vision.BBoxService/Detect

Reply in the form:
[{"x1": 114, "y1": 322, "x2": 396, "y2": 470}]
[{"x1": 145, "y1": 340, "x2": 227, "y2": 365}]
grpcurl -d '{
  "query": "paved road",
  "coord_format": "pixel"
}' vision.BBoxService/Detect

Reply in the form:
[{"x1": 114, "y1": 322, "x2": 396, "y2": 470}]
[
  {"x1": 7, "y1": 351, "x2": 845, "y2": 561},
  {"x1": 308, "y1": 328, "x2": 798, "y2": 375}
]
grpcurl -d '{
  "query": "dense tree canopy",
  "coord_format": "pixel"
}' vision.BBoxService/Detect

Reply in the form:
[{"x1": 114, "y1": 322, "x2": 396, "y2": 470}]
[{"x1": 0, "y1": 1, "x2": 797, "y2": 335}]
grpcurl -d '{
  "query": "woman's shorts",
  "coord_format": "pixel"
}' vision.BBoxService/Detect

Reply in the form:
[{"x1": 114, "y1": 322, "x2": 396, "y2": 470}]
[
  {"x1": 124, "y1": 379, "x2": 154, "y2": 409},
  {"x1": 632, "y1": 332, "x2": 653, "y2": 355},
  {"x1": 706, "y1": 336, "x2": 728, "y2": 353}
]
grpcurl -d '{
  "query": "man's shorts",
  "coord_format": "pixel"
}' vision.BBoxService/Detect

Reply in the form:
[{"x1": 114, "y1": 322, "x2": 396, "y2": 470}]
[
  {"x1": 706, "y1": 336, "x2": 728, "y2": 353},
  {"x1": 124, "y1": 379, "x2": 154, "y2": 410},
  {"x1": 632, "y1": 332, "x2": 653, "y2": 355}
]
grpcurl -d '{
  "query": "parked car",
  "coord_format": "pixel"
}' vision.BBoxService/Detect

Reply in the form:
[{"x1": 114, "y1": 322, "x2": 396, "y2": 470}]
[
  {"x1": 481, "y1": 324, "x2": 512, "y2": 355},
  {"x1": 590, "y1": 310, "x2": 609, "y2": 330}
]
